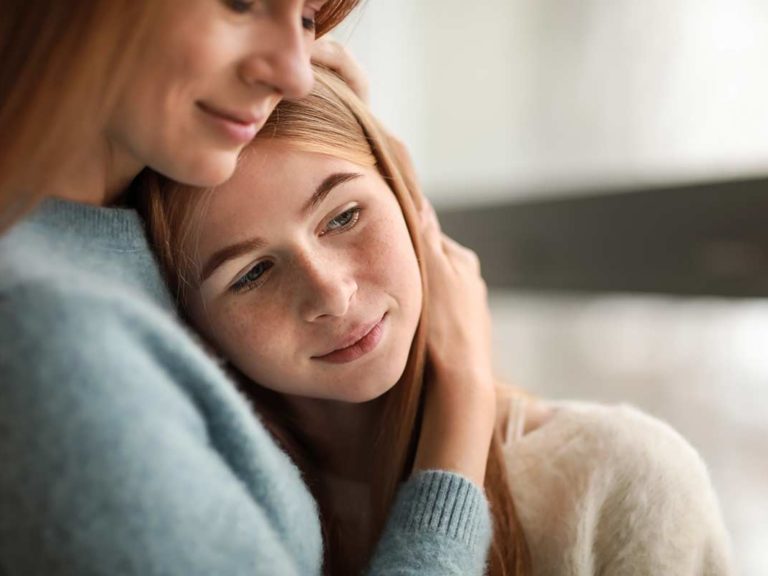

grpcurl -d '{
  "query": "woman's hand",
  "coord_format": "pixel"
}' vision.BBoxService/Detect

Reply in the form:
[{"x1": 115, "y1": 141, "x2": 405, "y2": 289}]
[
  {"x1": 311, "y1": 39, "x2": 426, "y2": 214},
  {"x1": 311, "y1": 37, "x2": 370, "y2": 104},
  {"x1": 420, "y1": 202, "x2": 494, "y2": 390},
  {"x1": 413, "y1": 201, "x2": 496, "y2": 486}
]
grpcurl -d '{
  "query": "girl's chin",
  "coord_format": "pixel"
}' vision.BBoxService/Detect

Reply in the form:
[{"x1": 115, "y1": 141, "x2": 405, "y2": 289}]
[{"x1": 334, "y1": 374, "x2": 404, "y2": 404}]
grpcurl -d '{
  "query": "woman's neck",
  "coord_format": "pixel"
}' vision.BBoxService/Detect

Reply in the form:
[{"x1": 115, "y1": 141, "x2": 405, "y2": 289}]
[{"x1": 51, "y1": 137, "x2": 142, "y2": 206}]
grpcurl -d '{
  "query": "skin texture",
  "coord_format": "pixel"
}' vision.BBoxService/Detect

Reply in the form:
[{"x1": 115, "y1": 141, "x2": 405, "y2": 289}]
[
  {"x1": 187, "y1": 141, "x2": 423, "y2": 403},
  {"x1": 61, "y1": 0, "x2": 327, "y2": 205}
]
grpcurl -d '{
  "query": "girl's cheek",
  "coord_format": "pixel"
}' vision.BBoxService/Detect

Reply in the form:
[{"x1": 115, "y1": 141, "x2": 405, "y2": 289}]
[{"x1": 359, "y1": 217, "x2": 397, "y2": 262}]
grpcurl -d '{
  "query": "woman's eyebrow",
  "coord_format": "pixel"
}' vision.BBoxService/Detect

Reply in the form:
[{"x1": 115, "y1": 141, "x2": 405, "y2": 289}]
[{"x1": 302, "y1": 172, "x2": 361, "y2": 215}]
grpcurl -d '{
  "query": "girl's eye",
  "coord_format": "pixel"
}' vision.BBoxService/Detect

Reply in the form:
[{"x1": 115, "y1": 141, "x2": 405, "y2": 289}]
[
  {"x1": 323, "y1": 207, "x2": 361, "y2": 234},
  {"x1": 231, "y1": 260, "x2": 273, "y2": 293}
]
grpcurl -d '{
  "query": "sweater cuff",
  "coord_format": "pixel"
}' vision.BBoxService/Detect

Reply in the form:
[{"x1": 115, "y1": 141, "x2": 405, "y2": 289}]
[{"x1": 394, "y1": 470, "x2": 491, "y2": 548}]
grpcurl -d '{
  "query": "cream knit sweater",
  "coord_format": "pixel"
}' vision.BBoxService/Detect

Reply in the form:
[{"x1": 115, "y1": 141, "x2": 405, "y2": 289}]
[{"x1": 501, "y1": 400, "x2": 733, "y2": 576}]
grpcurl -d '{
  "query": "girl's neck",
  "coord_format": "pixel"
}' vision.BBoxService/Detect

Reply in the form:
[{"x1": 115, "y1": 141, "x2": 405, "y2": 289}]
[
  {"x1": 282, "y1": 394, "x2": 385, "y2": 576},
  {"x1": 283, "y1": 394, "x2": 386, "y2": 483}
]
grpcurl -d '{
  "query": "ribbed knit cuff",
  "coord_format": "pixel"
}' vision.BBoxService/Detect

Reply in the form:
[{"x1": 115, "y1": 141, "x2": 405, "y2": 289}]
[{"x1": 393, "y1": 470, "x2": 491, "y2": 548}]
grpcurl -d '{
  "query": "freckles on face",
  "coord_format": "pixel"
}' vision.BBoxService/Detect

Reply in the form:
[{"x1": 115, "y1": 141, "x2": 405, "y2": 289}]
[
  {"x1": 209, "y1": 288, "x2": 303, "y2": 378},
  {"x1": 187, "y1": 143, "x2": 423, "y2": 401}
]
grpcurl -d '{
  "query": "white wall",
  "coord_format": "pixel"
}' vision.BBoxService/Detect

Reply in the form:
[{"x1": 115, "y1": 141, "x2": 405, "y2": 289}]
[{"x1": 336, "y1": 1, "x2": 768, "y2": 206}]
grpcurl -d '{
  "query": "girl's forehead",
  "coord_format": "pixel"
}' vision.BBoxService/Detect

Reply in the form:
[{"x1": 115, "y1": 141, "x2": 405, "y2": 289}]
[{"x1": 207, "y1": 150, "x2": 368, "y2": 225}]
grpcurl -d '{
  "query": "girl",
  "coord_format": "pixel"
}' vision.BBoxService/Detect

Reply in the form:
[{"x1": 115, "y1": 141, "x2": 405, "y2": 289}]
[
  {"x1": 142, "y1": 67, "x2": 734, "y2": 576},
  {"x1": 1, "y1": 2, "x2": 497, "y2": 575}
]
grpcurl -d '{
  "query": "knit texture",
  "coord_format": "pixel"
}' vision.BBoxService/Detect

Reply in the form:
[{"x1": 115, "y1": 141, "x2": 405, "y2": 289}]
[
  {"x1": 0, "y1": 198, "x2": 491, "y2": 576},
  {"x1": 502, "y1": 401, "x2": 734, "y2": 576}
]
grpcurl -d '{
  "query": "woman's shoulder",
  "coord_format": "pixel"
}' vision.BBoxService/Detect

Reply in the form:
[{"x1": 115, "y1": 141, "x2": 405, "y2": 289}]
[
  {"x1": 0, "y1": 205, "x2": 182, "y2": 365},
  {"x1": 0, "y1": 282, "x2": 323, "y2": 576},
  {"x1": 0, "y1": 231, "x2": 216, "y2": 434}
]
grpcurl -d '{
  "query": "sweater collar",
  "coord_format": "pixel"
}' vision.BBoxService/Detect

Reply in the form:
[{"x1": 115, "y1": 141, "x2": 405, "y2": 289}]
[{"x1": 31, "y1": 197, "x2": 148, "y2": 251}]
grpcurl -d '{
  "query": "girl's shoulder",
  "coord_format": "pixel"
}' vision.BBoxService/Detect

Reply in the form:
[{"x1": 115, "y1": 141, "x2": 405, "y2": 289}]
[
  {"x1": 496, "y1": 390, "x2": 733, "y2": 575},
  {"x1": 496, "y1": 392, "x2": 715, "y2": 505},
  {"x1": 496, "y1": 387, "x2": 703, "y2": 471}
]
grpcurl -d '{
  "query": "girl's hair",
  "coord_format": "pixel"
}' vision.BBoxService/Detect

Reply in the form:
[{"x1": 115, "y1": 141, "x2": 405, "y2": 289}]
[
  {"x1": 0, "y1": 0, "x2": 361, "y2": 230},
  {"x1": 138, "y1": 67, "x2": 530, "y2": 576}
]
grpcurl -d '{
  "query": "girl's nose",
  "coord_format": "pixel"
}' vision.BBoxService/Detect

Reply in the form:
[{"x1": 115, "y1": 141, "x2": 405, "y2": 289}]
[{"x1": 298, "y1": 257, "x2": 358, "y2": 322}]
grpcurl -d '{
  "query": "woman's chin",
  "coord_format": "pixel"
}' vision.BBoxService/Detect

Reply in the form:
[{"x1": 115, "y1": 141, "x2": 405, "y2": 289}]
[{"x1": 158, "y1": 151, "x2": 240, "y2": 188}]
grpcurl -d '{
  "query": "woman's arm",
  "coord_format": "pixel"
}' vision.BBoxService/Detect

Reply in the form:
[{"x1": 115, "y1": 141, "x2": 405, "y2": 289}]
[
  {"x1": 412, "y1": 201, "x2": 497, "y2": 486},
  {"x1": 0, "y1": 284, "x2": 322, "y2": 576}
]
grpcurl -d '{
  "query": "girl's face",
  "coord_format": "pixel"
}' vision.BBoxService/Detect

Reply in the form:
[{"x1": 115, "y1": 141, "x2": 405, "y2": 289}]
[
  {"x1": 186, "y1": 141, "x2": 423, "y2": 403},
  {"x1": 107, "y1": 0, "x2": 325, "y2": 186}
]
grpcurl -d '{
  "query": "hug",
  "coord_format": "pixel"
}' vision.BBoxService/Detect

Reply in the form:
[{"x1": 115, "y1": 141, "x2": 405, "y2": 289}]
[{"x1": 0, "y1": 1, "x2": 732, "y2": 575}]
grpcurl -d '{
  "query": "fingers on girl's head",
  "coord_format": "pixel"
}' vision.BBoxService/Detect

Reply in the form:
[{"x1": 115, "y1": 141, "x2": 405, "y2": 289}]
[
  {"x1": 419, "y1": 199, "x2": 438, "y2": 227},
  {"x1": 419, "y1": 201, "x2": 440, "y2": 240},
  {"x1": 311, "y1": 38, "x2": 369, "y2": 104},
  {"x1": 441, "y1": 235, "x2": 482, "y2": 273},
  {"x1": 311, "y1": 36, "x2": 338, "y2": 62}
]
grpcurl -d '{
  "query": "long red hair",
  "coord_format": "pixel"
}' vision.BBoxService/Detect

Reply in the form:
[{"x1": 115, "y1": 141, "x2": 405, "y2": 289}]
[
  {"x1": 0, "y1": 1, "x2": 157, "y2": 227},
  {"x1": 137, "y1": 67, "x2": 530, "y2": 576}
]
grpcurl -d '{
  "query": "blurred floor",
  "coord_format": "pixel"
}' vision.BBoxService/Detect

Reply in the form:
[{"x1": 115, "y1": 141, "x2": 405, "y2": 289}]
[{"x1": 490, "y1": 291, "x2": 768, "y2": 576}]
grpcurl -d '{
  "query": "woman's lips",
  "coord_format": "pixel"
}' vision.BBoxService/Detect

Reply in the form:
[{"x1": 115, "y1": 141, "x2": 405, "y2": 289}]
[
  {"x1": 313, "y1": 314, "x2": 387, "y2": 364},
  {"x1": 197, "y1": 102, "x2": 263, "y2": 144}
]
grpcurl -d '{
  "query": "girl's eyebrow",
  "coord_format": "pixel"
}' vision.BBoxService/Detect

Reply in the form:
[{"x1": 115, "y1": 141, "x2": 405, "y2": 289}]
[
  {"x1": 200, "y1": 236, "x2": 267, "y2": 284},
  {"x1": 302, "y1": 172, "x2": 361, "y2": 215},
  {"x1": 201, "y1": 172, "x2": 363, "y2": 284}
]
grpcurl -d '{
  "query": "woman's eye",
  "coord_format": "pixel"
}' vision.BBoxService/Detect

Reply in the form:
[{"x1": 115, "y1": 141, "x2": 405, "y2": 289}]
[
  {"x1": 324, "y1": 207, "x2": 361, "y2": 234},
  {"x1": 231, "y1": 260, "x2": 273, "y2": 293},
  {"x1": 302, "y1": 14, "x2": 317, "y2": 31},
  {"x1": 225, "y1": 0, "x2": 256, "y2": 14}
]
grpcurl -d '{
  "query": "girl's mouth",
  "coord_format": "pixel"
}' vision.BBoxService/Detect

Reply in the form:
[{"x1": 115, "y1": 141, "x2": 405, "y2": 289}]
[{"x1": 313, "y1": 313, "x2": 387, "y2": 364}]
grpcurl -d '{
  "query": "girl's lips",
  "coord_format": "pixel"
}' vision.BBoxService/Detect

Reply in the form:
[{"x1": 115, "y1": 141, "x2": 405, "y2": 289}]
[
  {"x1": 197, "y1": 102, "x2": 262, "y2": 144},
  {"x1": 313, "y1": 314, "x2": 387, "y2": 364}
]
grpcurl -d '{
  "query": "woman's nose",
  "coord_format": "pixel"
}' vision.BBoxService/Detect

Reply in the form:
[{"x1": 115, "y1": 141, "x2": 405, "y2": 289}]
[
  {"x1": 238, "y1": 11, "x2": 314, "y2": 100},
  {"x1": 298, "y1": 258, "x2": 358, "y2": 322}
]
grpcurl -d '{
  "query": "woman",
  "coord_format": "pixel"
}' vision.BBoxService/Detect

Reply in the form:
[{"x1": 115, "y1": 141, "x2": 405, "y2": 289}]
[
  {"x1": 141, "y1": 67, "x2": 734, "y2": 576},
  {"x1": 0, "y1": 2, "x2": 497, "y2": 575}
]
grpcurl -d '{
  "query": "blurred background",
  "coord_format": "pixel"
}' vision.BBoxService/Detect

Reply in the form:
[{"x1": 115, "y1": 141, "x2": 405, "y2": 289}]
[{"x1": 338, "y1": 2, "x2": 768, "y2": 574}]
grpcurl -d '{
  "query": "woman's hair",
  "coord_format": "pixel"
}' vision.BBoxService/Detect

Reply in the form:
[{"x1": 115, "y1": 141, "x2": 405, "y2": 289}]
[
  {"x1": 138, "y1": 67, "x2": 530, "y2": 576},
  {"x1": 0, "y1": 0, "x2": 361, "y2": 230}
]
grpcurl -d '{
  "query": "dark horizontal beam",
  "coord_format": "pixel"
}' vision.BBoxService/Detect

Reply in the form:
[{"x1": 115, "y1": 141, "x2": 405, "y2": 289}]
[{"x1": 436, "y1": 176, "x2": 768, "y2": 297}]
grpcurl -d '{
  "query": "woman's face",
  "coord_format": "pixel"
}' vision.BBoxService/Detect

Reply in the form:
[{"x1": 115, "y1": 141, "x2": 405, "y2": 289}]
[
  {"x1": 186, "y1": 141, "x2": 423, "y2": 403},
  {"x1": 107, "y1": 0, "x2": 324, "y2": 186}
]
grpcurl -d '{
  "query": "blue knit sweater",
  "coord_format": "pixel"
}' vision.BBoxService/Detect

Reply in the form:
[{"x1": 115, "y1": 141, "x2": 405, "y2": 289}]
[{"x1": 0, "y1": 198, "x2": 491, "y2": 576}]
